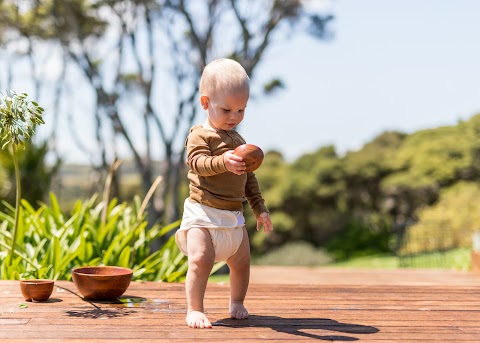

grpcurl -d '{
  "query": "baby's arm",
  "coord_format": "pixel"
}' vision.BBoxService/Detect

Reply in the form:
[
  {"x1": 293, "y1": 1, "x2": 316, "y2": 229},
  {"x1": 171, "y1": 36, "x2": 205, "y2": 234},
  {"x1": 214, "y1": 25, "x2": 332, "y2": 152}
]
[
  {"x1": 187, "y1": 131, "x2": 227, "y2": 176},
  {"x1": 186, "y1": 129, "x2": 246, "y2": 176},
  {"x1": 256, "y1": 212, "x2": 273, "y2": 233}
]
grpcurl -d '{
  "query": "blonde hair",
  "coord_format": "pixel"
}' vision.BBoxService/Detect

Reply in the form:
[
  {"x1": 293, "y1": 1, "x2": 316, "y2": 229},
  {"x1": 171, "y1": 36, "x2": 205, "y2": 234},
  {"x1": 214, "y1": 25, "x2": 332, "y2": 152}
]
[{"x1": 199, "y1": 58, "x2": 250, "y2": 96}]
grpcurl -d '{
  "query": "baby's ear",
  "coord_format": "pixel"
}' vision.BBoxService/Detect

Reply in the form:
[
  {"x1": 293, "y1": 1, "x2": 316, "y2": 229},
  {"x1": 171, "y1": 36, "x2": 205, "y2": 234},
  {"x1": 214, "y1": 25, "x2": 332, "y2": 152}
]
[{"x1": 200, "y1": 95, "x2": 209, "y2": 109}]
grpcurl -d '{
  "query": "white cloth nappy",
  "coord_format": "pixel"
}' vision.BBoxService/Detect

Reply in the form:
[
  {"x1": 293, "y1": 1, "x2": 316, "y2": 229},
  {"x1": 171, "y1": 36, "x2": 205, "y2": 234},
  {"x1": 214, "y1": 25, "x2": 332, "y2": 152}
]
[{"x1": 175, "y1": 199, "x2": 245, "y2": 262}]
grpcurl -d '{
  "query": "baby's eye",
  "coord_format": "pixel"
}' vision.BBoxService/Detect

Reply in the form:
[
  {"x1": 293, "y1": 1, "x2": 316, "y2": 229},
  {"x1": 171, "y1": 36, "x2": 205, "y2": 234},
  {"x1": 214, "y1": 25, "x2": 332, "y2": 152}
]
[{"x1": 222, "y1": 108, "x2": 231, "y2": 113}]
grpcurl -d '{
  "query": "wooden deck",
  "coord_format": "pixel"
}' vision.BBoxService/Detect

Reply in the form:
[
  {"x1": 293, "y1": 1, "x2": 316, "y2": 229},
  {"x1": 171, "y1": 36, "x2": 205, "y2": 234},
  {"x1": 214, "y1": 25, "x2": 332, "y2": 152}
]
[{"x1": 1, "y1": 267, "x2": 480, "y2": 342}]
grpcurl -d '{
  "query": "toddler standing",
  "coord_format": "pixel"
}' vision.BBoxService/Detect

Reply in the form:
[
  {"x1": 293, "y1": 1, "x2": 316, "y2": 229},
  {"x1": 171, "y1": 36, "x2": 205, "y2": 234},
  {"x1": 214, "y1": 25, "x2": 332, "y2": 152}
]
[{"x1": 175, "y1": 58, "x2": 273, "y2": 329}]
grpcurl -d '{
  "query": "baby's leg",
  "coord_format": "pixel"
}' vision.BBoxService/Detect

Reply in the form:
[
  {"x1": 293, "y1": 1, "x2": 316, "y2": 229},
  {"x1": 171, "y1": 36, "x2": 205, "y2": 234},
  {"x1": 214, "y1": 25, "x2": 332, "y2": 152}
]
[
  {"x1": 226, "y1": 227, "x2": 250, "y2": 319},
  {"x1": 185, "y1": 227, "x2": 215, "y2": 328}
]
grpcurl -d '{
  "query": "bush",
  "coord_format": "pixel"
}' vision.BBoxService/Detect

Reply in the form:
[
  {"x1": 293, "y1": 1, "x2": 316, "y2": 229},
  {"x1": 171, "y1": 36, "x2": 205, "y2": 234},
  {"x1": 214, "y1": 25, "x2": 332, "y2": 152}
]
[
  {"x1": 325, "y1": 218, "x2": 392, "y2": 261},
  {"x1": 0, "y1": 193, "x2": 189, "y2": 281}
]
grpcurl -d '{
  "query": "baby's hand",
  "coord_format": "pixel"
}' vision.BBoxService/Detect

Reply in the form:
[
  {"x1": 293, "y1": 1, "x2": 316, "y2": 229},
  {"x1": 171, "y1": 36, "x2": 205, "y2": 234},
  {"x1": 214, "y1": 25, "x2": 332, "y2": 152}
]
[
  {"x1": 224, "y1": 150, "x2": 246, "y2": 175},
  {"x1": 256, "y1": 212, "x2": 273, "y2": 233}
]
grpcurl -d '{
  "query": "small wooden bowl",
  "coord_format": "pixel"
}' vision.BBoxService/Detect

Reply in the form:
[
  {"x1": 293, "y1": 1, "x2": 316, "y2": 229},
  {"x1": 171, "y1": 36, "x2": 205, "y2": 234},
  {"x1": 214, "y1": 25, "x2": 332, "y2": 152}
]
[
  {"x1": 233, "y1": 144, "x2": 264, "y2": 172},
  {"x1": 72, "y1": 266, "x2": 133, "y2": 301},
  {"x1": 20, "y1": 280, "x2": 54, "y2": 302}
]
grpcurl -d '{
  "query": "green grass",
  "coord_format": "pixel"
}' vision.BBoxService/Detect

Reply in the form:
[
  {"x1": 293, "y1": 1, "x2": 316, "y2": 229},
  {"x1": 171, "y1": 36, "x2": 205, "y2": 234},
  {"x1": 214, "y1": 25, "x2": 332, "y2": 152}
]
[
  {"x1": 175, "y1": 272, "x2": 230, "y2": 284},
  {"x1": 330, "y1": 254, "x2": 399, "y2": 269},
  {"x1": 329, "y1": 248, "x2": 472, "y2": 271},
  {"x1": 252, "y1": 241, "x2": 333, "y2": 266},
  {"x1": 250, "y1": 240, "x2": 472, "y2": 271},
  {"x1": 208, "y1": 274, "x2": 230, "y2": 283}
]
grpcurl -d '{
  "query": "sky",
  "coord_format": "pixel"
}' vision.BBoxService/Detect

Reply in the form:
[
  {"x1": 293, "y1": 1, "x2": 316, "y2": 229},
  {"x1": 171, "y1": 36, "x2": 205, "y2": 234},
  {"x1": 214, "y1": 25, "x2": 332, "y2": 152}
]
[
  {"x1": 5, "y1": 0, "x2": 480, "y2": 165},
  {"x1": 242, "y1": 0, "x2": 480, "y2": 161}
]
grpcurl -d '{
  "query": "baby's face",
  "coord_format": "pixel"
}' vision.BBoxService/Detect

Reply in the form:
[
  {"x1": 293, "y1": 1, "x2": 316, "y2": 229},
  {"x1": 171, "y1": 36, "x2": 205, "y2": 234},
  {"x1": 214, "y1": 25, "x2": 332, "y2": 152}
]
[{"x1": 205, "y1": 90, "x2": 249, "y2": 131}]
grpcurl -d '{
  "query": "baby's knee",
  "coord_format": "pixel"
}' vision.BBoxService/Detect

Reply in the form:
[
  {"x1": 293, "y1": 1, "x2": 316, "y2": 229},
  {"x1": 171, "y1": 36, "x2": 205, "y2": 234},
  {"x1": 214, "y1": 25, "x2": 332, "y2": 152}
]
[{"x1": 188, "y1": 251, "x2": 215, "y2": 270}]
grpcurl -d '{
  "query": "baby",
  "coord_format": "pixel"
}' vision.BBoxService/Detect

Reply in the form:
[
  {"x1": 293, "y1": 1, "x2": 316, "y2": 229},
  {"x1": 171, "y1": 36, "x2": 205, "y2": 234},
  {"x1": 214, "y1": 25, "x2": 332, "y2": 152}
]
[{"x1": 175, "y1": 58, "x2": 273, "y2": 329}]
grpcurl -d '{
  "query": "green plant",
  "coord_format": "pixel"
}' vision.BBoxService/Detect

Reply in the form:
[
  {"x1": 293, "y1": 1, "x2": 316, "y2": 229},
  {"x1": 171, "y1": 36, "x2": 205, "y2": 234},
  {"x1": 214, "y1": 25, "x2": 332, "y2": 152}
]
[
  {"x1": 0, "y1": 91, "x2": 45, "y2": 269},
  {"x1": 0, "y1": 190, "x2": 225, "y2": 281},
  {"x1": 0, "y1": 192, "x2": 188, "y2": 281}
]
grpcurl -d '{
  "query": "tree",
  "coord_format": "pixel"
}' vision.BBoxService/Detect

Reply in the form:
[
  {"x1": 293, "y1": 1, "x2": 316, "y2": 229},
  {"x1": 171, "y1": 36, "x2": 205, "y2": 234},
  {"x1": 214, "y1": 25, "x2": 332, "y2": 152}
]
[
  {"x1": 399, "y1": 181, "x2": 480, "y2": 255},
  {"x1": 0, "y1": 0, "x2": 334, "y2": 225},
  {"x1": 252, "y1": 145, "x2": 347, "y2": 252}
]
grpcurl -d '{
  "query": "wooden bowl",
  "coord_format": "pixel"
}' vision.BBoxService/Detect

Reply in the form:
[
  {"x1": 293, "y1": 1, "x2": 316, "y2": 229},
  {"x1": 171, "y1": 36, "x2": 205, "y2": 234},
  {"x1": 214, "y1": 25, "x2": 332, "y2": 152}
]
[
  {"x1": 233, "y1": 144, "x2": 264, "y2": 172},
  {"x1": 20, "y1": 280, "x2": 54, "y2": 302},
  {"x1": 72, "y1": 266, "x2": 133, "y2": 301}
]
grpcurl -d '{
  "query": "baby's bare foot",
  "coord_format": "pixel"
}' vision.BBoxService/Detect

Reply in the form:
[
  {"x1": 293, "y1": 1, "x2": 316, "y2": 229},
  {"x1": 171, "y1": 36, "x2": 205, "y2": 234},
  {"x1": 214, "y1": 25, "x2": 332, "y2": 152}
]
[
  {"x1": 230, "y1": 301, "x2": 249, "y2": 319},
  {"x1": 186, "y1": 310, "x2": 213, "y2": 329}
]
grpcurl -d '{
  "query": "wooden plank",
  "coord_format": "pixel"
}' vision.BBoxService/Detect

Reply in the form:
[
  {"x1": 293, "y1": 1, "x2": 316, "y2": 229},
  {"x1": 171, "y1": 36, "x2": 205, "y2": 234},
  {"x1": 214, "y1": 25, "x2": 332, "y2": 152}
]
[
  {"x1": 5, "y1": 300, "x2": 480, "y2": 311},
  {"x1": 0, "y1": 340, "x2": 475, "y2": 343},
  {"x1": 18, "y1": 316, "x2": 480, "y2": 327},
  {"x1": 4, "y1": 306, "x2": 480, "y2": 320},
  {"x1": 0, "y1": 322, "x2": 477, "y2": 334},
  {"x1": 0, "y1": 319, "x2": 29, "y2": 325},
  {"x1": 0, "y1": 327, "x2": 478, "y2": 341}
]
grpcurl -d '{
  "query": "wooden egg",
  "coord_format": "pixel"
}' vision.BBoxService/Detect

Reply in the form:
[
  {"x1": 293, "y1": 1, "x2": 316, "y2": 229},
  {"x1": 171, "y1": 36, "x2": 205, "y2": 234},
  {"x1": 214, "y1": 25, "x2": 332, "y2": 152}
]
[{"x1": 233, "y1": 144, "x2": 264, "y2": 172}]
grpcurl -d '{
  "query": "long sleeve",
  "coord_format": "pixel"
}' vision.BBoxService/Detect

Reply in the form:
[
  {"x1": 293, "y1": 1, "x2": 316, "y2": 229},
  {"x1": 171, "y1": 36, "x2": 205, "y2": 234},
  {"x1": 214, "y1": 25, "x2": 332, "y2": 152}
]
[
  {"x1": 245, "y1": 172, "x2": 269, "y2": 217},
  {"x1": 186, "y1": 132, "x2": 228, "y2": 176}
]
